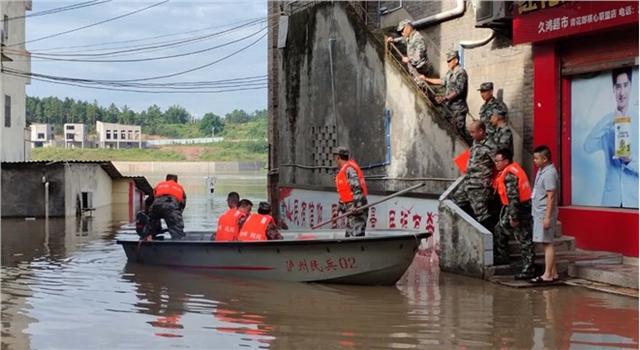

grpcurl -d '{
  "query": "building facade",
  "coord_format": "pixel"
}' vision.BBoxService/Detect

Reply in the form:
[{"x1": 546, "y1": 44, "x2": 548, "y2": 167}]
[
  {"x1": 513, "y1": 1, "x2": 639, "y2": 257},
  {"x1": 63, "y1": 123, "x2": 87, "y2": 148},
  {"x1": 29, "y1": 123, "x2": 54, "y2": 148},
  {"x1": 0, "y1": 0, "x2": 32, "y2": 161},
  {"x1": 96, "y1": 121, "x2": 142, "y2": 149}
]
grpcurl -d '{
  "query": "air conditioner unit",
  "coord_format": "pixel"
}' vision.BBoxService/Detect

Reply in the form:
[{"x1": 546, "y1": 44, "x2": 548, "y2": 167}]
[{"x1": 475, "y1": 1, "x2": 513, "y2": 28}]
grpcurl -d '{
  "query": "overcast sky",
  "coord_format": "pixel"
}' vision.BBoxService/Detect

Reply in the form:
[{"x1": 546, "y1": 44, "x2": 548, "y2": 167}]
[{"x1": 24, "y1": 0, "x2": 268, "y2": 118}]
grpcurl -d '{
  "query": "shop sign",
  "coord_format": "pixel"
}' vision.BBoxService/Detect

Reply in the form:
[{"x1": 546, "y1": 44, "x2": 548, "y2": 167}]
[{"x1": 513, "y1": 1, "x2": 639, "y2": 44}]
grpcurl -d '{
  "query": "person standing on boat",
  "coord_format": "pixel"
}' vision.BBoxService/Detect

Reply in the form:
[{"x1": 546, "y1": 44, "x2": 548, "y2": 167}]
[
  {"x1": 237, "y1": 202, "x2": 283, "y2": 241},
  {"x1": 214, "y1": 199, "x2": 253, "y2": 241},
  {"x1": 331, "y1": 146, "x2": 369, "y2": 237},
  {"x1": 142, "y1": 174, "x2": 187, "y2": 240}
]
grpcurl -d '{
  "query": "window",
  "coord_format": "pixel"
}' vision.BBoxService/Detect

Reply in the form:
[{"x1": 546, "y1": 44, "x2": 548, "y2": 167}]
[
  {"x1": 66, "y1": 125, "x2": 75, "y2": 130},
  {"x1": 121, "y1": 131, "x2": 126, "y2": 139},
  {"x1": 106, "y1": 130, "x2": 111, "y2": 140},
  {"x1": 4, "y1": 95, "x2": 10, "y2": 128},
  {"x1": 66, "y1": 133, "x2": 74, "y2": 140},
  {"x1": 37, "y1": 133, "x2": 44, "y2": 139},
  {"x1": 113, "y1": 131, "x2": 118, "y2": 140}
]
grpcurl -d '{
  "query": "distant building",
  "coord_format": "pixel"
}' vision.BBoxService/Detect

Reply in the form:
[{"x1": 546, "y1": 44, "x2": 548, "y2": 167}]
[
  {"x1": 1, "y1": 0, "x2": 32, "y2": 161},
  {"x1": 29, "y1": 123, "x2": 54, "y2": 148},
  {"x1": 96, "y1": 121, "x2": 142, "y2": 149},
  {"x1": 63, "y1": 123, "x2": 87, "y2": 148}
]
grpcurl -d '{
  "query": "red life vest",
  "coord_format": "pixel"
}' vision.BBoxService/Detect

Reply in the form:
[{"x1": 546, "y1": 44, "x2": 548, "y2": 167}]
[
  {"x1": 237, "y1": 214, "x2": 275, "y2": 241},
  {"x1": 215, "y1": 209, "x2": 246, "y2": 241},
  {"x1": 335, "y1": 159, "x2": 368, "y2": 203},
  {"x1": 496, "y1": 163, "x2": 532, "y2": 205},
  {"x1": 154, "y1": 180, "x2": 185, "y2": 203}
]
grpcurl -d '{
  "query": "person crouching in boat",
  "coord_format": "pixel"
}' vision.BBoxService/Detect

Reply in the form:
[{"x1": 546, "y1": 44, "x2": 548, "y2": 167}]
[
  {"x1": 136, "y1": 195, "x2": 163, "y2": 239},
  {"x1": 237, "y1": 202, "x2": 283, "y2": 241},
  {"x1": 214, "y1": 199, "x2": 253, "y2": 241},
  {"x1": 331, "y1": 146, "x2": 369, "y2": 237},
  {"x1": 142, "y1": 174, "x2": 187, "y2": 241}
]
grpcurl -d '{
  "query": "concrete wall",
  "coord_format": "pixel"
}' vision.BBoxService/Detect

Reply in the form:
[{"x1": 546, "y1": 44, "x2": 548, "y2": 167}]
[
  {"x1": 385, "y1": 59, "x2": 468, "y2": 194},
  {"x1": 380, "y1": 0, "x2": 534, "y2": 176},
  {"x1": 0, "y1": 0, "x2": 31, "y2": 162},
  {"x1": 275, "y1": 2, "x2": 388, "y2": 189},
  {"x1": 437, "y1": 177, "x2": 494, "y2": 278},
  {"x1": 112, "y1": 161, "x2": 266, "y2": 175},
  {"x1": 1, "y1": 163, "x2": 65, "y2": 217},
  {"x1": 64, "y1": 164, "x2": 113, "y2": 217}
]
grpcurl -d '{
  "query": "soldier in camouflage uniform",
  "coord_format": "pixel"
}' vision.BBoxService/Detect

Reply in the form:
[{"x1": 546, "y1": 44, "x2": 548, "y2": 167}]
[
  {"x1": 331, "y1": 146, "x2": 369, "y2": 237},
  {"x1": 142, "y1": 174, "x2": 187, "y2": 240},
  {"x1": 493, "y1": 148, "x2": 535, "y2": 279},
  {"x1": 478, "y1": 82, "x2": 509, "y2": 140},
  {"x1": 386, "y1": 19, "x2": 431, "y2": 77},
  {"x1": 451, "y1": 121, "x2": 495, "y2": 229},
  {"x1": 491, "y1": 112, "x2": 513, "y2": 155},
  {"x1": 423, "y1": 51, "x2": 470, "y2": 140}
]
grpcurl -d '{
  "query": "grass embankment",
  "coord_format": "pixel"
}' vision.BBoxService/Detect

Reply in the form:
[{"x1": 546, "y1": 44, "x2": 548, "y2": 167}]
[{"x1": 30, "y1": 140, "x2": 267, "y2": 162}]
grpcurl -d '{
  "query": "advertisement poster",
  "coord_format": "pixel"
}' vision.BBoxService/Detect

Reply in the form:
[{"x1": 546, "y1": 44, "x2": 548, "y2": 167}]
[{"x1": 571, "y1": 66, "x2": 639, "y2": 209}]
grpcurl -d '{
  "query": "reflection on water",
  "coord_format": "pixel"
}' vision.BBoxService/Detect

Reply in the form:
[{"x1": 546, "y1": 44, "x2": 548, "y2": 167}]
[{"x1": 1, "y1": 171, "x2": 638, "y2": 349}]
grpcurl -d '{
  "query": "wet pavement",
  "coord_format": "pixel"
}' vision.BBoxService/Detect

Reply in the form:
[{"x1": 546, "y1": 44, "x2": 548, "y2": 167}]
[{"x1": 2, "y1": 171, "x2": 638, "y2": 349}]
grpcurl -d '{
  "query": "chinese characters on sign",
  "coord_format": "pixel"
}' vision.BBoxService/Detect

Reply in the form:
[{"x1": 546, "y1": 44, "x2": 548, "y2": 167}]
[
  {"x1": 519, "y1": 1, "x2": 563, "y2": 15},
  {"x1": 285, "y1": 257, "x2": 358, "y2": 273},
  {"x1": 537, "y1": 5, "x2": 635, "y2": 34}
]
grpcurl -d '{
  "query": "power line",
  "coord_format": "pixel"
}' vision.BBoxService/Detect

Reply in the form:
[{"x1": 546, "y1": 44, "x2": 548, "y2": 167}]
[
  {"x1": 10, "y1": 0, "x2": 170, "y2": 47},
  {"x1": 4, "y1": 0, "x2": 112, "y2": 22}
]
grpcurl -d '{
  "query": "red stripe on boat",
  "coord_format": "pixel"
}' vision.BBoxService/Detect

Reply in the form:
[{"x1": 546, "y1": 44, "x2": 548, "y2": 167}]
[{"x1": 165, "y1": 264, "x2": 276, "y2": 271}]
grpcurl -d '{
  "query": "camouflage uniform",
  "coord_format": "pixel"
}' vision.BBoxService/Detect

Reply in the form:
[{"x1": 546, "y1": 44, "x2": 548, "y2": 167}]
[
  {"x1": 143, "y1": 195, "x2": 186, "y2": 240},
  {"x1": 452, "y1": 137, "x2": 495, "y2": 223},
  {"x1": 443, "y1": 65, "x2": 470, "y2": 135},
  {"x1": 494, "y1": 172, "x2": 535, "y2": 275},
  {"x1": 338, "y1": 167, "x2": 369, "y2": 237},
  {"x1": 393, "y1": 31, "x2": 431, "y2": 76},
  {"x1": 479, "y1": 97, "x2": 508, "y2": 139},
  {"x1": 265, "y1": 222, "x2": 284, "y2": 240},
  {"x1": 492, "y1": 124, "x2": 514, "y2": 154}
]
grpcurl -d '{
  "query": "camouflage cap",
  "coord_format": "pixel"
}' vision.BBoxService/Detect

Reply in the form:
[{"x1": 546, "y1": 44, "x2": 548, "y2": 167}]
[
  {"x1": 396, "y1": 19, "x2": 412, "y2": 32},
  {"x1": 446, "y1": 50, "x2": 459, "y2": 62},
  {"x1": 258, "y1": 201, "x2": 271, "y2": 212},
  {"x1": 478, "y1": 82, "x2": 494, "y2": 91},
  {"x1": 332, "y1": 146, "x2": 350, "y2": 156}
]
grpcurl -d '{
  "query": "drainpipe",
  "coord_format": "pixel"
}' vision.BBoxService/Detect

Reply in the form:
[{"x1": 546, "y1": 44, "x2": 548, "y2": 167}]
[
  {"x1": 328, "y1": 37, "x2": 338, "y2": 139},
  {"x1": 360, "y1": 109, "x2": 391, "y2": 170},
  {"x1": 42, "y1": 170, "x2": 50, "y2": 220},
  {"x1": 411, "y1": 0, "x2": 465, "y2": 30},
  {"x1": 459, "y1": 31, "x2": 497, "y2": 67},
  {"x1": 380, "y1": 0, "x2": 402, "y2": 15}
]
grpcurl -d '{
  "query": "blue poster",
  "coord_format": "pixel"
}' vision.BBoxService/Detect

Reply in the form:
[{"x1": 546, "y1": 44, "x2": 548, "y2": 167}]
[{"x1": 571, "y1": 66, "x2": 639, "y2": 209}]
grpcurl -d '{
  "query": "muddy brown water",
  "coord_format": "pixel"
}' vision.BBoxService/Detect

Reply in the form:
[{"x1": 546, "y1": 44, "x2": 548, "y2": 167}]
[{"x1": 2, "y1": 172, "x2": 638, "y2": 349}]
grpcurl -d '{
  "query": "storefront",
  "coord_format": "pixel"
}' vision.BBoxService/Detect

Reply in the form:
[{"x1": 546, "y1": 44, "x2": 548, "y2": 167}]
[{"x1": 513, "y1": 1, "x2": 639, "y2": 257}]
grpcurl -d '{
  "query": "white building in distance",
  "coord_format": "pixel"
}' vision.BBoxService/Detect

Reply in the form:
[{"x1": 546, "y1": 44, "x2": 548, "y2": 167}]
[{"x1": 96, "y1": 121, "x2": 142, "y2": 149}]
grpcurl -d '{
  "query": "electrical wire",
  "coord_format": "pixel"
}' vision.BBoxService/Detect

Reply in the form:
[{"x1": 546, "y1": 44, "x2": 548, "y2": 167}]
[
  {"x1": 4, "y1": 0, "x2": 112, "y2": 22},
  {"x1": 9, "y1": 0, "x2": 170, "y2": 47}
]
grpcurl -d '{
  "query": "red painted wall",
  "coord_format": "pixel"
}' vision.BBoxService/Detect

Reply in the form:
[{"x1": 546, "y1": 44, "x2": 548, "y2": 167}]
[
  {"x1": 533, "y1": 42, "x2": 639, "y2": 257},
  {"x1": 559, "y1": 207, "x2": 639, "y2": 257}
]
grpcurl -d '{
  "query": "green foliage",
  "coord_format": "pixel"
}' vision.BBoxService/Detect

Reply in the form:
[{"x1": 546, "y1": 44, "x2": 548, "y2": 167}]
[
  {"x1": 199, "y1": 140, "x2": 268, "y2": 162},
  {"x1": 199, "y1": 112, "x2": 224, "y2": 135}
]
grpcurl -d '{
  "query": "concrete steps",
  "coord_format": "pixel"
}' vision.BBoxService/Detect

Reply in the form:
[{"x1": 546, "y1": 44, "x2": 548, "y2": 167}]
[
  {"x1": 508, "y1": 235, "x2": 575, "y2": 256},
  {"x1": 568, "y1": 263, "x2": 639, "y2": 289},
  {"x1": 487, "y1": 249, "x2": 623, "y2": 278}
]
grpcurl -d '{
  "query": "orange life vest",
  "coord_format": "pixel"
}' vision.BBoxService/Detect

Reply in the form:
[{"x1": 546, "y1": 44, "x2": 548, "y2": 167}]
[
  {"x1": 237, "y1": 214, "x2": 275, "y2": 241},
  {"x1": 215, "y1": 209, "x2": 246, "y2": 241},
  {"x1": 154, "y1": 180, "x2": 185, "y2": 203},
  {"x1": 495, "y1": 162, "x2": 532, "y2": 205},
  {"x1": 335, "y1": 159, "x2": 368, "y2": 203}
]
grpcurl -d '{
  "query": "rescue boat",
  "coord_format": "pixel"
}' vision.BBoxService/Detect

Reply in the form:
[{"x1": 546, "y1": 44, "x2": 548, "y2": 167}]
[{"x1": 116, "y1": 229, "x2": 431, "y2": 286}]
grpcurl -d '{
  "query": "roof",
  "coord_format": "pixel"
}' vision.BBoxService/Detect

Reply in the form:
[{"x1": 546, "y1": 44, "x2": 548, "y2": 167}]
[{"x1": 1, "y1": 160, "x2": 153, "y2": 195}]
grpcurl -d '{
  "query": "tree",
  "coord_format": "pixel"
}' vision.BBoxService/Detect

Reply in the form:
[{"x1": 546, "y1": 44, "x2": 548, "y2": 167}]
[
  {"x1": 225, "y1": 109, "x2": 251, "y2": 124},
  {"x1": 163, "y1": 105, "x2": 190, "y2": 124},
  {"x1": 199, "y1": 112, "x2": 224, "y2": 136},
  {"x1": 106, "y1": 103, "x2": 120, "y2": 123}
]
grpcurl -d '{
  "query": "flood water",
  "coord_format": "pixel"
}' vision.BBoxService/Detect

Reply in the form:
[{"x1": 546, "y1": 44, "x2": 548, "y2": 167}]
[{"x1": 2, "y1": 171, "x2": 638, "y2": 349}]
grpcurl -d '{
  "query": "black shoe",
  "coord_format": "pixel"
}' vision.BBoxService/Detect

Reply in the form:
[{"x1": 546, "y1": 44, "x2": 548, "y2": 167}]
[{"x1": 514, "y1": 272, "x2": 536, "y2": 280}]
